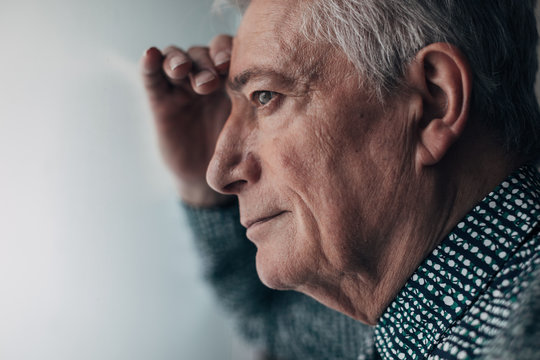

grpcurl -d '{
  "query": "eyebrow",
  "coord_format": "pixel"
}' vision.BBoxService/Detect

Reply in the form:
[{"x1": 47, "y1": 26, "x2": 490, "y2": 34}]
[{"x1": 227, "y1": 68, "x2": 298, "y2": 93}]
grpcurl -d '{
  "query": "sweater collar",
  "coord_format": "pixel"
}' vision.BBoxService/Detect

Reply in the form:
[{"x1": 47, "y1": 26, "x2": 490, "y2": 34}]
[{"x1": 374, "y1": 165, "x2": 540, "y2": 360}]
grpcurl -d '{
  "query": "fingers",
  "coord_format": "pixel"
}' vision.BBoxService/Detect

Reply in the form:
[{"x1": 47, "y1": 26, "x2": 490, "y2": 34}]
[
  {"x1": 186, "y1": 46, "x2": 221, "y2": 95},
  {"x1": 141, "y1": 35, "x2": 233, "y2": 98},
  {"x1": 141, "y1": 47, "x2": 169, "y2": 100},
  {"x1": 209, "y1": 34, "x2": 233, "y2": 75},
  {"x1": 163, "y1": 46, "x2": 193, "y2": 86},
  {"x1": 161, "y1": 45, "x2": 222, "y2": 95}
]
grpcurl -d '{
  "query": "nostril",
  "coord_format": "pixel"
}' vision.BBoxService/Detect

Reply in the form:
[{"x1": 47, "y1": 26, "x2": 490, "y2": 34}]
[
  {"x1": 206, "y1": 133, "x2": 260, "y2": 195},
  {"x1": 223, "y1": 179, "x2": 248, "y2": 193}
]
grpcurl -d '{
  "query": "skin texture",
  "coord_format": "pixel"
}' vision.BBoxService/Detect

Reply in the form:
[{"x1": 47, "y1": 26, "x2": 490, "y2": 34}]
[
  {"x1": 142, "y1": 0, "x2": 520, "y2": 326},
  {"x1": 205, "y1": 0, "x2": 519, "y2": 324},
  {"x1": 207, "y1": 0, "x2": 416, "y2": 323}
]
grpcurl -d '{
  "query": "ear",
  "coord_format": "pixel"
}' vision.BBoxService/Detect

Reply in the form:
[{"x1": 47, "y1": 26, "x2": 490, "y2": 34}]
[{"x1": 408, "y1": 43, "x2": 472, "y2": 168}]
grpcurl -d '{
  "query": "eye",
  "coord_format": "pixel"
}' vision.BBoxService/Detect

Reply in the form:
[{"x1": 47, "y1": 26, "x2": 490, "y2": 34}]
[{"x1": 252, "y1": 90, "x2": 278, "y2": 106}]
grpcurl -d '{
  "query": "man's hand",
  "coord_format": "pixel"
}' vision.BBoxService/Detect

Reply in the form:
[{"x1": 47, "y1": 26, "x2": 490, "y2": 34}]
[{"x1": 141, "y1": 35, "x2": 233, "y2": 207}]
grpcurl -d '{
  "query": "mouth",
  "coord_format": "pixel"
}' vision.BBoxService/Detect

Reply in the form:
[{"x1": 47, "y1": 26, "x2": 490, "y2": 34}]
[{"x1": 243, "y1": 211, "x2": 287, "y2": 230}]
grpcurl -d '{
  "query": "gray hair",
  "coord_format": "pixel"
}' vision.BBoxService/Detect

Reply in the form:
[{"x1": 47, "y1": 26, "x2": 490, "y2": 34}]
[{"x1": 214, "y1": 0, "x2": 540, "y2": 160}]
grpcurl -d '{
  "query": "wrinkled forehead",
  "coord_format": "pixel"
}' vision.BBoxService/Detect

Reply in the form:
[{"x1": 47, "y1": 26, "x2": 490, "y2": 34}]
[
  {"x1": 230, "y1": 0, "x2": 332, "y2": 83},
  {"x1": 235, "y1": 0, "x2": 299, "y2": 53}
]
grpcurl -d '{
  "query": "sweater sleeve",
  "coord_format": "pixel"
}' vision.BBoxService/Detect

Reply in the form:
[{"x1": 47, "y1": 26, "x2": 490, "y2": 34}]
[{"x1": 181, "y1": 201, "x2": 375, "y2": 360}]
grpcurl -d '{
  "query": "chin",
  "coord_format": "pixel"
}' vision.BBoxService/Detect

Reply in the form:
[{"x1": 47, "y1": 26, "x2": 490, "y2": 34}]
[
  {"x1": 254, "y1": 250, "x2": 303, "y2": 291},
  {"x1": 255, "y1": 251, "x2": 288, "y2": 289}
]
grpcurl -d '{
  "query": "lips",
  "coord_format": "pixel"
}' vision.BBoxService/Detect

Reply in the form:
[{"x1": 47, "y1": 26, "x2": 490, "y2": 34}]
[{"x1": 243, "y1": 211, "x2": 287, "y2": 229}]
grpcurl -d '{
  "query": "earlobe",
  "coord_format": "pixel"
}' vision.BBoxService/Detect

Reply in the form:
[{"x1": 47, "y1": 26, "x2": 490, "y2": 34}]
[
  {"x1": 416, "y1": 118, "x2": 459, "y2": 166},
  {"x1": 411, "y1": 43, "x2": 472, "y2": 168}
]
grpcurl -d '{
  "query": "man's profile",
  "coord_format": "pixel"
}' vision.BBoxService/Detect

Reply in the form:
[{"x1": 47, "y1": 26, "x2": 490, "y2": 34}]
[{"x1": 142, "y1": 0, "x2": 540, "y2": 358}]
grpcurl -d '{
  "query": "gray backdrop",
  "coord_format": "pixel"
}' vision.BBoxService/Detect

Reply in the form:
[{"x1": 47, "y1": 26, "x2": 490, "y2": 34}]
[{"x1": 0, "y1": 0, "x2": 254, "y2": 359}]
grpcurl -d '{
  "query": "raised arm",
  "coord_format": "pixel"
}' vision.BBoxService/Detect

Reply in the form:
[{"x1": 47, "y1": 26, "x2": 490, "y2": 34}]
[{"x1": 140, "y1": 35, "x2": 233, "y2": 207}]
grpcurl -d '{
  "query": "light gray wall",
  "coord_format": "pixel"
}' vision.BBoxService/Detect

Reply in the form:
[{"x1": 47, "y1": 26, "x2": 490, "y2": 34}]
[{"x1": 0, "y1": 1, "x2": 253, "y2": 360}]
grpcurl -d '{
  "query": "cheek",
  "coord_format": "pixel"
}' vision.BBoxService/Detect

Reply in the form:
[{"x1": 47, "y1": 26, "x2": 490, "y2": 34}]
[
  {"x1": 271, "y1": 127, "x2": 339, "y2": 186},
  {"x1": 267, "y1": 135, "x2": 356, "y2": 266},
  {"x1": 276, "y1": 143, "x2": 312, "y2": 187}
]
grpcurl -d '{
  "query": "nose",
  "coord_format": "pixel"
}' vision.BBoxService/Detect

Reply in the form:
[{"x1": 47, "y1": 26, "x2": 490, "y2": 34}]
[{"x1": 206, "y1": 114, "x2": 261, "y2": 195}]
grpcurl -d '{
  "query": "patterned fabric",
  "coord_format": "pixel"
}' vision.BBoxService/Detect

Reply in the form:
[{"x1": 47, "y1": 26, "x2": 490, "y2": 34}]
[
  {"x1": 182, "y1": 201, "x2": 375, "y2": 360},
  {"x1": 375, "y1": 165, "x2": 540, "y2": 360}
]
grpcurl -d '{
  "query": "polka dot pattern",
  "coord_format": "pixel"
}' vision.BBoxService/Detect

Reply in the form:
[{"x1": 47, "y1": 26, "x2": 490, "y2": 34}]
[{"x1": 375, "y1": 165, "x2": 540, "y2": 360}]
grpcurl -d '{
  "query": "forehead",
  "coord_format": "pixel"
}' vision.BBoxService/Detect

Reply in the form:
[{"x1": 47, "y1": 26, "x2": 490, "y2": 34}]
[
  {"x1": 234, "y1": 0, "x2": 297, "y2": 56},
  {"x1": 230, "y1": 0, "x2": 330, "y2": 85}
]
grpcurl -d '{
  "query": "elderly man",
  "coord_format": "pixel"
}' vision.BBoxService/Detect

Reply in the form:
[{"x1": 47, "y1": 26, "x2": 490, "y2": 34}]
[{"x1": 142, "y1": 0, "x2": 540, "y2": 359}]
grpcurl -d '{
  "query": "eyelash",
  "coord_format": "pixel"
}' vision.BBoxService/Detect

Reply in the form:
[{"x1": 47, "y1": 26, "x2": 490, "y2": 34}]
[{"x1": 251, "y1": 90, "x2": 281, "y2": 109}]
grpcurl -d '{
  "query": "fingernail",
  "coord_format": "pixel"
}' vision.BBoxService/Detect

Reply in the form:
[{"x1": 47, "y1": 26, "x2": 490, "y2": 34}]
[
  {"x1": 145, "y1": 47, "x2": 157, "y2": 56},
  {"x1": 170, "y1": 56, "x2": 188, "y2": 71},
  {"x1": 196, "y1": 70, "x2": 216, "y2": 87},
  {"x1": 214, "y1": 51, "x2": 231, "y2": 66}
]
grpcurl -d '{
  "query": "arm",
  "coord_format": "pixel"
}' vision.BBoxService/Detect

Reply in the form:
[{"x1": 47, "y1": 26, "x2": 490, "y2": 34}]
[{"x1": 140, "y1": 36, "x2": 233, "y2": 207}]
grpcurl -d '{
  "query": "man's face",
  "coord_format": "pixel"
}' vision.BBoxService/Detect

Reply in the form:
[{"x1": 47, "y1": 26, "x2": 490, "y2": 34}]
[{"x1": 207, "y1": 0, "x2": 414, "y2": 294}]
